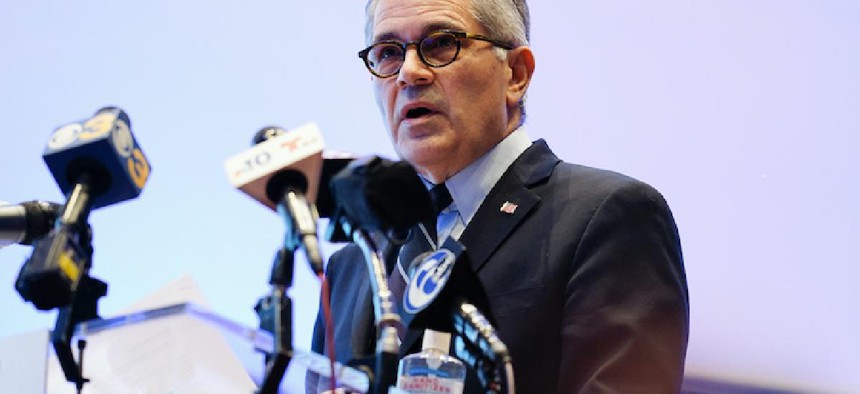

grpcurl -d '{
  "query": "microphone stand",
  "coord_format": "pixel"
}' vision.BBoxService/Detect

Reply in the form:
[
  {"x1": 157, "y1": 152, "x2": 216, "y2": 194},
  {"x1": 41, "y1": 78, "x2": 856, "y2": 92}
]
[
  {"x1": 451, "y1": 301, "x2": 515, "y2": 394},
  {"x1": 52, "y1": 272, "x2": 107, "y2": 394},
  {"x1": 255, "y1": 247, "x2": 294, "y2": 394},
  {"x1": 20, "y1": 178, "x2": 108, "y2": 393},
  {"x1": 330, "y1": 217, "x2": 401, "y2": 394},
  {"x1": 255, "y1": 188, "x2": 321, "y2": 393},
  {"x1": 351, "y1": 228, "x2": 401, "y2": 394}
]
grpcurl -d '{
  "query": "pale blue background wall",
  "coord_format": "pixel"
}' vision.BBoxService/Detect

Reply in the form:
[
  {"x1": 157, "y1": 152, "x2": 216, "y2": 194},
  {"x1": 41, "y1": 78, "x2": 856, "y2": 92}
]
[{"x1": 1, "y1": 1, "x2": 858, "y2": 392}]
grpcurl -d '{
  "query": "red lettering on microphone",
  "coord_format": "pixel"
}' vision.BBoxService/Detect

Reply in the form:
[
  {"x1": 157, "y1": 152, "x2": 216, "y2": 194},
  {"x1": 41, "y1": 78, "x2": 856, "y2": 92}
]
[{"x1": 280, "y1": 136, "x2": 301, "y2": 151}]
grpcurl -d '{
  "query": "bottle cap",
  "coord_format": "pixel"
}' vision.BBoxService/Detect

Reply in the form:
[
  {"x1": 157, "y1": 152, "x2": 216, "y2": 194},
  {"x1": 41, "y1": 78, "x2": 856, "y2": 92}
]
[{"x1": 421, "y1": 329, "x2": 452, "y2": 352}]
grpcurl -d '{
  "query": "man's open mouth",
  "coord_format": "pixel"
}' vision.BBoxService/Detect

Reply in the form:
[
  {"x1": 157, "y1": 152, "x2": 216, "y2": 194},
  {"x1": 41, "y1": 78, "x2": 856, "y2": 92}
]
[{"x1": 405, "y1": 107, "x2": 434, "y2": 119}]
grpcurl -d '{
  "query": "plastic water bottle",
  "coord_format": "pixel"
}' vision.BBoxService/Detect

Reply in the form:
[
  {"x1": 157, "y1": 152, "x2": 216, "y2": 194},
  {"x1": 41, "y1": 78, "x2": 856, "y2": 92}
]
[{"x1": 396, "y1": 329, "x2": 466, "y2": 394}]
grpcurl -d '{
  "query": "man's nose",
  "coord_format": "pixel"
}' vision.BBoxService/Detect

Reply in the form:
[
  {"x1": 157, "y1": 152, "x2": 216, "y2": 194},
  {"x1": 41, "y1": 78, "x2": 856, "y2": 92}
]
[{"x1": 397, "y1": 47, "x2": 433, "y2": 87}]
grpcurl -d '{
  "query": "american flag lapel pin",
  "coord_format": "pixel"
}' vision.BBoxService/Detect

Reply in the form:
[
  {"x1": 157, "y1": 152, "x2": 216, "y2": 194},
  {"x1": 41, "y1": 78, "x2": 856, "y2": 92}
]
[{"x1": 500, "y1": 201, "x2": 518, "y2": 214}]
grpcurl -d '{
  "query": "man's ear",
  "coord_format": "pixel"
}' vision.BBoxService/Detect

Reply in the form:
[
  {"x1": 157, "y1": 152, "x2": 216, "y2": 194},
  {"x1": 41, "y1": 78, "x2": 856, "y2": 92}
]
[{"x1": 506, "y1": 46, "x2": 535, "y2": 108}]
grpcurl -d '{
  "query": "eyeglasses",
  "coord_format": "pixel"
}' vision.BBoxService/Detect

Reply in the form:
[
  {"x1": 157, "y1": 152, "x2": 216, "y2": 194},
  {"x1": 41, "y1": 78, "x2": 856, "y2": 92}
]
[{"x1": 358, "y1": 30, "x2": 515, "y2": 78}]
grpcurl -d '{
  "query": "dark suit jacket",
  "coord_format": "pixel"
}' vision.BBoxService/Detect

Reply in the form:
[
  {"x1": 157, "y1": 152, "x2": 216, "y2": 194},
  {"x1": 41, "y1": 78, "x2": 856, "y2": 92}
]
[{"x1": 310, "y1": 140, "x2": 689, "y2": 393}]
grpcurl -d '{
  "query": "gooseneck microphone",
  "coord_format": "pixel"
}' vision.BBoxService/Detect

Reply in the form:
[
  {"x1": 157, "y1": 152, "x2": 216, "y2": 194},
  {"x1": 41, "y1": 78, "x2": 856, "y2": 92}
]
[
  {"x1": 13, "y1": 106, "x2": 151, "y2": 391},
  {"x1": 16, "y1": 106, "x2": 151, "y2": 310},
  {"x1": 326, "y1": 156, "x2": 437, "y2": 394},
  {"x1": 259, "y1": 129, "x2": 324, "y2": 275},
  {"x1": 224, "y1": 123, "x2": 358, "y2": 394},
  {"x1": 0, "y1": 200, "x2": 62, "y2": 248},
  {"x1": 224, "y1": 123, "x2": 327, "y2": 274},
  {"x1": 404, "y1": 237, "x2": 514, "y2": 394},
  {"x1": 327, "y1": 156, "x2": 435, "y2": 242}
]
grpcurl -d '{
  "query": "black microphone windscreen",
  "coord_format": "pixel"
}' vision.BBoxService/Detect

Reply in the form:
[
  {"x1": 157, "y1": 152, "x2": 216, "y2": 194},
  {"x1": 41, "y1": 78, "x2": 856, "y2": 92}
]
[
  {"x1": 20, "y1": 201, "x2": 61, "y2": 245},
  {"x1": 317, "y1": 156, "x2": 355, "y2": 218},
  {"x1": 265, "y1": 170, "x2": 309, "y2": 203},
  {"x1": 330, "y1": 157, "x2": 434, "y2": 234},
  {"x1": 252, "y1": 126, "x2": 287, "y2": 146}
]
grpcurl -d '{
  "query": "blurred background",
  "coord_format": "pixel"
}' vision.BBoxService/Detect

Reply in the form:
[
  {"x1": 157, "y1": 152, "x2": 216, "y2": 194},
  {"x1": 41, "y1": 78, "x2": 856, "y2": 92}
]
[{"x1": 1, "y1": 1, "x2": 857, "y2": 392}]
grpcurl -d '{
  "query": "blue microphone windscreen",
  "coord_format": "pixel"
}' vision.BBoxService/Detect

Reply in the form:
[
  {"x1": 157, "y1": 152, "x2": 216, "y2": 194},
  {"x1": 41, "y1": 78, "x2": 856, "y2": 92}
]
[{"x1": 42, "y1": 107, "x2": 151, "y2": 209}]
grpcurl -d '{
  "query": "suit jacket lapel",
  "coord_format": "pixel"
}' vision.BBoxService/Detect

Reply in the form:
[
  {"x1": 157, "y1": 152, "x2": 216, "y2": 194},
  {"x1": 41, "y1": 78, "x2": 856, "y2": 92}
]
[{"x1": 459, "y1": 140, "x2": 560, "y2": 272}]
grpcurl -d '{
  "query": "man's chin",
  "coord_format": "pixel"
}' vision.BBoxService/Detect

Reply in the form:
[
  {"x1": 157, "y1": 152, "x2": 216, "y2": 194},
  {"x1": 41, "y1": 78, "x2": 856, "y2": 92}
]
[
  {"x1": 399, "y1": 147, "x2": 455, "y2": 183},
  {"x1": 398, "y1": 144, "x2": 447, "y2": 171}
]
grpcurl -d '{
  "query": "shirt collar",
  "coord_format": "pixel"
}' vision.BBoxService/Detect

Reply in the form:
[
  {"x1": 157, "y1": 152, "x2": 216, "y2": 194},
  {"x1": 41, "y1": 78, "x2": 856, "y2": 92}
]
[{"x1": 426, "y1": 126, "x2": 532, "y2": 226}]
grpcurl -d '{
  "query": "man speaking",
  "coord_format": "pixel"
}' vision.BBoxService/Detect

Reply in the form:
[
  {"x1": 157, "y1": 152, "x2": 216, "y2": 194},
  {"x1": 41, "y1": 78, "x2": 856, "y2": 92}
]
[{"x1": 311, "y1": 0, "x2": 689, "y2": 392}]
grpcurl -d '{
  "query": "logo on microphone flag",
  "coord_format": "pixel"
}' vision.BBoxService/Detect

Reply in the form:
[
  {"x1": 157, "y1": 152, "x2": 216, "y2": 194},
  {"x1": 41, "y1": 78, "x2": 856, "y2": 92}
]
[{"x1": 403, "y1": 249, "x2": 456, "y2": 314}]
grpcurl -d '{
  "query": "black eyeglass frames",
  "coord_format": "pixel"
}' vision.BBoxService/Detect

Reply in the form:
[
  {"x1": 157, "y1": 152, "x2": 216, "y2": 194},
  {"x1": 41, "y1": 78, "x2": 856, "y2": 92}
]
[{"x1": 358, "y1": 30, "x2": 515, "y2": 78}]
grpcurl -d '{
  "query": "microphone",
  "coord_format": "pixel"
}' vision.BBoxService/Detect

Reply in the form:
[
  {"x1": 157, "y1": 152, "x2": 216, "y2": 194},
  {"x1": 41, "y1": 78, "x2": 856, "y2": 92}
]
[
  {"x1": 327, "y1": 156, "x2": 435, "y2": 242},
  {"x1": 224, "y1": 122, "x2": 331, "y2": 274},
  {"x1": 225, "y1": 123, "x2": 325, "y2": 210},
  {"x1": 225, "y1": 124, "x2": 355, "y2": 392},
  {"x1": 404, "y1": 237, "x2": 513, "y2": 393},
  {"x1": 42, "y1": 106, "x2": 151, "y2": 209},
  {"x1": 0, "y1": 200, "x2": 62, "y2": 248},
  {"x1": 16, "y1": 106, "x2": 152, "y2": 310},
  {"x1": 324, "y1": 156, "x2": 436, "y2": 394},
  {"x1": 403, "y1": 238, "x2": 496, "y2": 332}
]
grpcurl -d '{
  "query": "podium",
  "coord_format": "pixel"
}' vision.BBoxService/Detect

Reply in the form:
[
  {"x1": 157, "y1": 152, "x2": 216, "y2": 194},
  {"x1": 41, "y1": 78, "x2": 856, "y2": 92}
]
[{"x1": 2, "y1": 303, "x2": 371, "y2": 393}]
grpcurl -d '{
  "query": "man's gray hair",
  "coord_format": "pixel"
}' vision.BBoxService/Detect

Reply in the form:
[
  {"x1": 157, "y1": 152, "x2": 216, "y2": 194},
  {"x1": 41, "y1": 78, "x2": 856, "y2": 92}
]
[
  {"x1": 365, "y1": 0, "x2": 530, "y2": 49},
  {"x1": 468, "y1": 0, "x2": 529, "y2": 60}
]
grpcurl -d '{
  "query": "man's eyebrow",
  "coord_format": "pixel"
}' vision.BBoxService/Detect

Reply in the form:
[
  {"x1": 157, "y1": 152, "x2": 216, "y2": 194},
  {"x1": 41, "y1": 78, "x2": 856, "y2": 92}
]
[
  {"x1": 372, "y1": 31, "x2": 402, "y2": 43},
  {"x1": 372, "y1": 22, "x2": 464, "y2": 43}
]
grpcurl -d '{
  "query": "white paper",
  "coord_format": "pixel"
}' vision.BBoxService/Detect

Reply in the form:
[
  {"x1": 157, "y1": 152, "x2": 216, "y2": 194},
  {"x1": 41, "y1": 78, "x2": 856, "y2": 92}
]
[
  {"x1": 45, "y1": 274, "x2": 257, "y2": 393},
  {"x1": 0, "y1": 329, "x2": 49, "y2": 393}
]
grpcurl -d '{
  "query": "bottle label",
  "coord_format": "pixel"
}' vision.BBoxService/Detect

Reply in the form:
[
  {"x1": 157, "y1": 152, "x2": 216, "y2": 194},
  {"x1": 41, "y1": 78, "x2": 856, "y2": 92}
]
[{"x1": 397, "y1": 376, "x2": 464, "y2": 393}]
